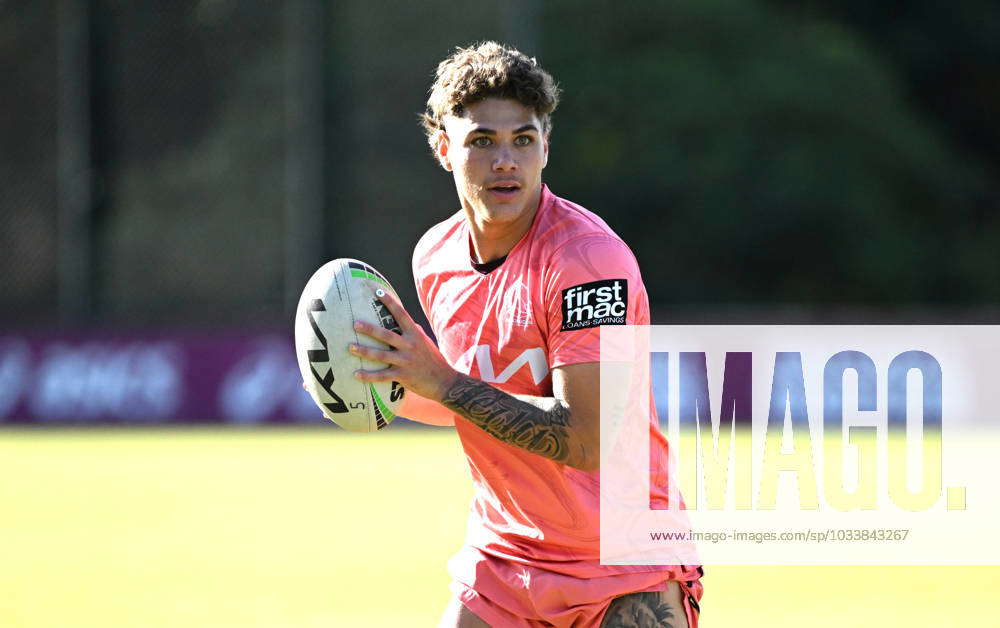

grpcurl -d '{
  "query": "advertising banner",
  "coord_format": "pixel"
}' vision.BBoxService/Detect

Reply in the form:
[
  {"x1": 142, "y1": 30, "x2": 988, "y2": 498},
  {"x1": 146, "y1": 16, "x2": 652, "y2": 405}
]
[{"x1": 0, "y1": 332, "x2": 324, "y2": 424}]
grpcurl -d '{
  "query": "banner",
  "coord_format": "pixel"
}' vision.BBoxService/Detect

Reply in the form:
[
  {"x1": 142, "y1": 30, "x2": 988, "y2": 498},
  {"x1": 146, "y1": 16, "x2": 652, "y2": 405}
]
[{"x1": 0, "y1": 332, "x2": 325, "y2": 424}]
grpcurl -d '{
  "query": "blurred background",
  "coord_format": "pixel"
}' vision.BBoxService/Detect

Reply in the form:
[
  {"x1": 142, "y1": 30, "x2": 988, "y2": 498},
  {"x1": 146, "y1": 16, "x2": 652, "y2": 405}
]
[
  {"x1": 4, "y1": 0, "x2": 1000, "y2": 425},
  {"x1": 2, "y1": 1, "x2": 999, "y2": 626}
]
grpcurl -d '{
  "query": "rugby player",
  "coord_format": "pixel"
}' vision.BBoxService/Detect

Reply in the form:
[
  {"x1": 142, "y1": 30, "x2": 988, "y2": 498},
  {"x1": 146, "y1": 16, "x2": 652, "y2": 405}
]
[{"x1": 349, "y1": 42, "x2": 703, "y2": 627}]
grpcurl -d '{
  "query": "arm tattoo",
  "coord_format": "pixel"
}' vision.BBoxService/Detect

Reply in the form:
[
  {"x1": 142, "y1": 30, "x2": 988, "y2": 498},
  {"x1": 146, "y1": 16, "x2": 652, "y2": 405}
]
[
  {"x1": 601, "y1": 591, "x2": 676, "y2": 628},
  {"x1": 440, "y1": 374, "x2": 581, "y2": 465}
]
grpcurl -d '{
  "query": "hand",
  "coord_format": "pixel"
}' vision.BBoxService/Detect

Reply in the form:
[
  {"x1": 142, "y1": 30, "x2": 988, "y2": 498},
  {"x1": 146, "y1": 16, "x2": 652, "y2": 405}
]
[{"x1": 349, "y1": 284, "x2": 459, "y2": 403}]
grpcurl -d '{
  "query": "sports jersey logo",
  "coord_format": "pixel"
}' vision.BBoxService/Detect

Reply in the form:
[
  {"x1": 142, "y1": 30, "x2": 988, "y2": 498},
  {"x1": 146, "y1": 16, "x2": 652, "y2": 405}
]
[
  {"x1": 561, "y1": 279, "x2": 627, "y2": 331},
  {"x1": 500, "y1": 279, "x2": 534, "y2": 326},
  {"x1": 458, "y1": 345, "x2": 550, "y2": 385}
]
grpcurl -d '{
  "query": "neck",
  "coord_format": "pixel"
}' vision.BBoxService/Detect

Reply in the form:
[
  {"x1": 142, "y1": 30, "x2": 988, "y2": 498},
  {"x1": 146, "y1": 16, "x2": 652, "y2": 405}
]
[{"x1": 466, "y1": 186, "x2": 543, "y2": 263}]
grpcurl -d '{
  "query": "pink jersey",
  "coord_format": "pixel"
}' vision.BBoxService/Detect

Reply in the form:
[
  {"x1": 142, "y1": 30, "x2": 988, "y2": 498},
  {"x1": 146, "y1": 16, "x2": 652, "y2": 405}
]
[{"x1": 413, "y1": 185, "x2": 695, "y2": 584}]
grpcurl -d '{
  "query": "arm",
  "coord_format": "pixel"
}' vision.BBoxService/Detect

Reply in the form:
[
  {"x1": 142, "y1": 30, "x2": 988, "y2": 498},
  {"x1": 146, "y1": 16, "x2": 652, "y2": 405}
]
[
  {"x1": 438, "y1": 363, "x2": 599, "y2": 471},
  {"x1": 350, "y1": 286, "x2": 601, "y2": 471}
]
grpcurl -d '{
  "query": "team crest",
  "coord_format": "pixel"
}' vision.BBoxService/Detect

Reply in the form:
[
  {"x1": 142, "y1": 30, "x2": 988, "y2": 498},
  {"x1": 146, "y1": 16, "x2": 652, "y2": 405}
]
[{"x1": 500, "y1": 279, "x2": 534, "y2": 326}]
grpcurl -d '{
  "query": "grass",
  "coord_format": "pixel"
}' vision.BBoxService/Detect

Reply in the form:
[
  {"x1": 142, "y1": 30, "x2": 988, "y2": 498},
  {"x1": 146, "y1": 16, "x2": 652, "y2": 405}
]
[{"x1": 0, "y1": 428, "x2": 996, "y2": 627}]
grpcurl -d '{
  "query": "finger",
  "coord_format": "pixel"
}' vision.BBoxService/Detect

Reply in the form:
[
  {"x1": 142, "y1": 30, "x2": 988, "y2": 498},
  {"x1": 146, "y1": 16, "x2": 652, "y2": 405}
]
[
  {"x1": 354, "y1": 366, "x2": 399, "y2": 383},
  {"x1": 353, "y1": 320, "x2": 401, "y2": 346},
  {"x1": 370, "y1": 284, "x2": 416, "y2": 334},
  {"x1": 348, "y1": 342, "x2": 400, "y2": 365}
]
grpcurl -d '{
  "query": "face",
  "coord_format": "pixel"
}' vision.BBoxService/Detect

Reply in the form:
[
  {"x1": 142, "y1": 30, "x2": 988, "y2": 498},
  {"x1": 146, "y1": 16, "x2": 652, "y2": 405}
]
[{"x1": 436, "y1": 98, "x2": 549, "y2": 229}]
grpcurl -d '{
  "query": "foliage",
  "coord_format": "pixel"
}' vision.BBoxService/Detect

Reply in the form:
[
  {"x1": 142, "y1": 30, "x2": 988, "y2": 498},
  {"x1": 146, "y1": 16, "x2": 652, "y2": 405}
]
[{"x1": 542, "y1": 0, "x2": 993, "y2": 304}]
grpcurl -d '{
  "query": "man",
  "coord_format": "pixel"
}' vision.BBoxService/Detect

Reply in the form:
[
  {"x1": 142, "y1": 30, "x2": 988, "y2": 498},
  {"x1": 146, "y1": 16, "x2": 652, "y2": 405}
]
[{"x1": 349, "y1": 42, "x2": 703, "y2": 627}]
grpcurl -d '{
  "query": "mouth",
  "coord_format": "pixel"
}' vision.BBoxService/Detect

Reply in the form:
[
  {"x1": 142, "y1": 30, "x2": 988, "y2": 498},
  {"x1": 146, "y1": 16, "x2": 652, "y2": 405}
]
[{"x1": 487, "y1": 182, "x2": 521, "y2": 199}]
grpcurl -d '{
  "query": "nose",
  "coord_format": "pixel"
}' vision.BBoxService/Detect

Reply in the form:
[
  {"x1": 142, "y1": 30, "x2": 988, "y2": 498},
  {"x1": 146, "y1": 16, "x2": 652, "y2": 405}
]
[{"x1": 492, "y1": 146, "x2": 517, "y2": 171}]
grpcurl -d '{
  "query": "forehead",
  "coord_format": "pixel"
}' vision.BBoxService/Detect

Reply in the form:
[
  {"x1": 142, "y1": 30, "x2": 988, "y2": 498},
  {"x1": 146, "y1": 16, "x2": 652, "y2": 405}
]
[{"x1": 443, "y1": 97, "x2": 542, "y2": 134}]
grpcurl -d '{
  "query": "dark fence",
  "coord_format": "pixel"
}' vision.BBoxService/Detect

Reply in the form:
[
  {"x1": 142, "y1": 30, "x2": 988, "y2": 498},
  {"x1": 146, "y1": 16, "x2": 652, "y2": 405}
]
[{"x1": 4, "y1": 1, "x2": 998, "y2": 330}]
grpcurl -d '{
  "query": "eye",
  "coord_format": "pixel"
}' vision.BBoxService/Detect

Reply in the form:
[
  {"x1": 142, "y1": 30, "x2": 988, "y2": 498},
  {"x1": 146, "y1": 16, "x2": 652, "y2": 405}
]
[
  {"x1": 514, "y1": 135, "x2": 533, "y2": 146},
  {"x1": 471, "y1": 136, "x2": 492, "y2": 147}
]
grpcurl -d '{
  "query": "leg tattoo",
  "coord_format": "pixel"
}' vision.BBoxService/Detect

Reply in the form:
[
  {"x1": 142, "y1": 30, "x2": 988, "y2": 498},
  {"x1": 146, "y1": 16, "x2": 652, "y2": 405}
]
[{"x1": 601, "y1": 591, "x2": 676, "y2": 628}]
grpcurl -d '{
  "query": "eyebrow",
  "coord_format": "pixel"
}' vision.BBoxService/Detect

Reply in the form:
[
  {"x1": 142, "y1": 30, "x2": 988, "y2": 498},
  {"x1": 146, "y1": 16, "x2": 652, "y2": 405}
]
[{"x1": 468, "y1": 124, "x2": 539, "y2": 136}]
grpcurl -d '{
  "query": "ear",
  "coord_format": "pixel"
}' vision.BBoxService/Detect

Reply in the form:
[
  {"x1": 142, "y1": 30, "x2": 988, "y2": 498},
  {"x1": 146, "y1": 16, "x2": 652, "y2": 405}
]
[
  {"x1": 541, "y1": 131, "x2": 550, "y2": 169},
  {"x1": 436, "y1": 130, "x2": 453, "y2": 171}
]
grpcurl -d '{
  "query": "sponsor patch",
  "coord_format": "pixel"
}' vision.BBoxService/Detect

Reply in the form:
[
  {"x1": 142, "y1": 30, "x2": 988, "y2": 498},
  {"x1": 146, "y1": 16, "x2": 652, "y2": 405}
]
[{"x1": 560, "y1": 278, "x2": 628, "y2": 331}]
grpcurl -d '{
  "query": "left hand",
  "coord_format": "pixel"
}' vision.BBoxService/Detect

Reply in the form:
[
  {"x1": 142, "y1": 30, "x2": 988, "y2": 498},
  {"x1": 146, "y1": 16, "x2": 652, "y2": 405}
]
[{"x1": 349, "y1": 284, "x2": 459, "y2": 403}]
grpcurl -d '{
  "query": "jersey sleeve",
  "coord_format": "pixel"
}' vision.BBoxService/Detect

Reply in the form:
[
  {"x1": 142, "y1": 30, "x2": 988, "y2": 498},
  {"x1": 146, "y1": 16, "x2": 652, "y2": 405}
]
[{"x1": 542, "y1": 235, "x2": 649, "y2": 369}]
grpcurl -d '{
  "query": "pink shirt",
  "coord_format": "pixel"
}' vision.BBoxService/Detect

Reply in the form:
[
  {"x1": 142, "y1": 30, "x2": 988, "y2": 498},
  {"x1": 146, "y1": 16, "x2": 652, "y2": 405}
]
[{"x1": 413, "y1": 185, "x2": 679, "y2": 578}]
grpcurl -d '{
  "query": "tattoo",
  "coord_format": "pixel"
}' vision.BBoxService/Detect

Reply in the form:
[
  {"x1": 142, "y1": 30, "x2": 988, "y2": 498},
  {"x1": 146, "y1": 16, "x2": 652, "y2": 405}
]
[
  {"x1": 601, "y1": 592, "x2": 676, "y2": 628},
  {"x1": 440, "y1": 374, "x2": 579, "y2": 465}
]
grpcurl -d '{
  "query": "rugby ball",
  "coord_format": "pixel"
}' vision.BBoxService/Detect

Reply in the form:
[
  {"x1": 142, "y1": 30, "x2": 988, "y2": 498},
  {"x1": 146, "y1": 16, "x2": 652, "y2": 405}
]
[{"x1": 294, "y1": 258, "x2": 405, "y2": 432}]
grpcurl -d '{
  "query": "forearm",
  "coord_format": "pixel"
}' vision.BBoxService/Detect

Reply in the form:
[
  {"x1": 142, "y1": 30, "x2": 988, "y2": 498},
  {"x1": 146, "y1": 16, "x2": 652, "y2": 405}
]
[{"x1": 439, "y1": 373, "x2": 594, "y2": 470}]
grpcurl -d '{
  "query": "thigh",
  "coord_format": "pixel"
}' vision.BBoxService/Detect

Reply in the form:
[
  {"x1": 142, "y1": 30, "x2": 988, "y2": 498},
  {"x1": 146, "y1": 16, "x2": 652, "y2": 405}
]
[
  {"x1": 439, "y1": 595, "x2": 492, "y2": 628},
  {"x1": 600, "y1": 581, "x2": 689, "y2": 628}
]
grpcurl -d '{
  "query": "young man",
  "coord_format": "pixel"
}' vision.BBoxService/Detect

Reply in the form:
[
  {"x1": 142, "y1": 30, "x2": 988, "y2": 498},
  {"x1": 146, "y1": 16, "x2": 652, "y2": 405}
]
[{"x1": 349, "y1": 42, "x2": 703, "y2": 627}]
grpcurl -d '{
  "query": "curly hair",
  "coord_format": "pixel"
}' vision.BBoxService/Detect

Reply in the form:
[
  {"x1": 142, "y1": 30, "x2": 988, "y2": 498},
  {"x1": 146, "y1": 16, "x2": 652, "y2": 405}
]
[{"x1": 420, "y1": 41, "x2": 560, "y2": 152}]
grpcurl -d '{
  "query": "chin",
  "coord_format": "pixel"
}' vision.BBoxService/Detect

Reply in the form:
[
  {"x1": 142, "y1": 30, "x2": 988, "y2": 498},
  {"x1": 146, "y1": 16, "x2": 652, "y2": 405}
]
[{"x1": 480, "y1": 201, "x2": 528, "y2": 224}]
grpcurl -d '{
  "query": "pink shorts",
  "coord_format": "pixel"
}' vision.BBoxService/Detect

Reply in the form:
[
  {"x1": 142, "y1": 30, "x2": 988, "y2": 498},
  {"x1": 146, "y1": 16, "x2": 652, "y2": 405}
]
[{"x1": 449, "y1": 547, "x2": 703, "y2": 627}]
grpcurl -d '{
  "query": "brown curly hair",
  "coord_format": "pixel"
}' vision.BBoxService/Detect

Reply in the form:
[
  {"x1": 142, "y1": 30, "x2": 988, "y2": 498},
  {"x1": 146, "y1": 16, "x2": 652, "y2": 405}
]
[{"x1": 420, "y1": 41, "x2": 560, "y2": 152}]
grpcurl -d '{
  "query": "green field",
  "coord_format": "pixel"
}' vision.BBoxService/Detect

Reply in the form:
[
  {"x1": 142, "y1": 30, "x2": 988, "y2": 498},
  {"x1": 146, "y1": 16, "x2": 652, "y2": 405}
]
[{"x1": 1, "y1": 428, "x2": 996, "y2": 627}]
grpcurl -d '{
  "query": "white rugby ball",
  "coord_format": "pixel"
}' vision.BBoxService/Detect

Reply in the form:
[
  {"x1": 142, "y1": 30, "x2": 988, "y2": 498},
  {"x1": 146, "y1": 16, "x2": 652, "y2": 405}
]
[{"x1": 294, "y1": 258, "x2": 405, "y2": 432}]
